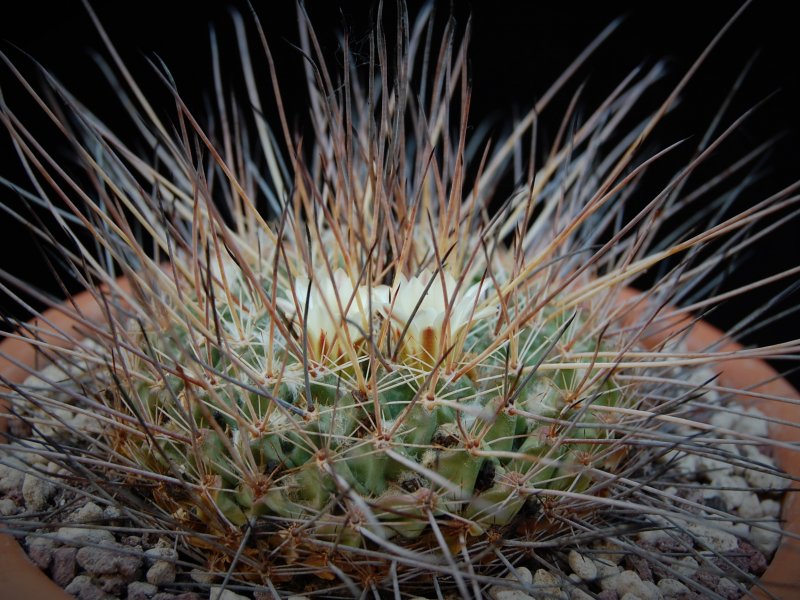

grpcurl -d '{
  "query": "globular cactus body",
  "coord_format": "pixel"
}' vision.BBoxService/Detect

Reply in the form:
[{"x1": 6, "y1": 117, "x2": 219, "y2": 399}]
[{"x1": 121, "y1": 265, "x2": 628, "y2": 563}]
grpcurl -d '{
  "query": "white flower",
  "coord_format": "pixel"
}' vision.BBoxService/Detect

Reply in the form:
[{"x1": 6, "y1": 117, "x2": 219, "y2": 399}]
[
  {"x1": 276, "y1": 267, "x2": 494, "y2": 365},
  {"x1": 278, "y1": 268, "x2": 388, "y2": 361},
  {"x1": 382, "y1": 270, "x2": 494, "y2": 363}
]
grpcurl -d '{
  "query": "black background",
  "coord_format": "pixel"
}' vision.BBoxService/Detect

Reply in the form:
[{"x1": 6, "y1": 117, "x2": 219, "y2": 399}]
[{"x1": 1, "y1": 2, "x2": 798, "y2": 387}]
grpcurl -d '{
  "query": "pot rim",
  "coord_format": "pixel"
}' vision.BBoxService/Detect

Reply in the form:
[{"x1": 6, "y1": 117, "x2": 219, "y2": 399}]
[{"x1": 1, "y1": 285, "x2": 798, "y2": 599}]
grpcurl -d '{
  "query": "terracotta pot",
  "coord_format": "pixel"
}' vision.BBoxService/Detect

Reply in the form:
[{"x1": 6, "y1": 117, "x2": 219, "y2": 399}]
[
  {"x1": 0, "y1": 280, "x2": 136, "y2": 600},
  {"x1": 1, "y1": 286, "x2": 798, "y2": 598},
  {"x1": 615, "y1": 289, "x2": 800, "y2": 599}
]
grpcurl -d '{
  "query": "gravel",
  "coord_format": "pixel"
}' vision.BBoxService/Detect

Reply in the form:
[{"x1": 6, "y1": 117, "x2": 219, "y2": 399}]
[
  {"x1": 0, "y1": 359, "x2": 788, "y2": 599},
  {"x1": 147, "y1": 561, "x2": 177, "y2": 586},
  {"x1": 489, "y1": 566, "x2": 536, "y2": 600},
  {"x1": 21, "y1": 472, "x2": 57, "y2": 511},
  {"x1": 657, "y1": 578, "x2": 689, "y2": 598},
  {"x1": 0, "y1": 458, "x2": 26, "y2": 493},
  {"x1": 65, "y1": 574, "x2": 117, "y2": 600},
  {"x1": 57, "y1": 526, "x2": 117, "y2": 546},
  {"x1": 145, "y1": 547, "x2": 180, "y2": 564},
  {"x1": 128, "y1": 581, "x2": 159, "y2": 600},
  {"x1": 69, "y1": 502, "x2": 106, "y2": 524},
  {"x1": 52, "y1": 546, "x2": 79, "y2": 587},
  {"x1": 26, "y1": 535, "x2": 56, "y2": 570},
  {"x1": 568, "y1": 551, "x2": 597, "y2": 581},
  {"x1": 76, "y1": 542, "x2": 143, "y2": 579},
  {"x1": 209, "y1": 588, "x2": 250, "y2": 600},
  {"x1": 533, "y1": 569, "x2": 567, "y2": 599}
]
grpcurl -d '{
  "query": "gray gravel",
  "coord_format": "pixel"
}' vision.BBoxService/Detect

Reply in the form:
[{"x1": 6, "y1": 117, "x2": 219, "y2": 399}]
[{"x1": 0, "y1": 361, "x2": 788, "y2": 599}]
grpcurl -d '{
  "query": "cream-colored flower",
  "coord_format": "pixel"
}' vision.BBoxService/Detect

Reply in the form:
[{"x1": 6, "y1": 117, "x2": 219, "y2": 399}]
[
  {"x1": 279, "y1": 268, "x2": 388, "y2": 361},
  {"x1": 382, "y1": 270, "x2": 494, "y2": 363}
]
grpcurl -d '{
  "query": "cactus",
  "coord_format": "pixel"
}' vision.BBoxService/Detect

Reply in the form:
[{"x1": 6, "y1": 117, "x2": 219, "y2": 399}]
[
  {"x1": 1, "y1": 3, "x2": 797, "y2": 598},
  {"x1": 119, "y1": 263, "x2": 628, "y2": 544}
]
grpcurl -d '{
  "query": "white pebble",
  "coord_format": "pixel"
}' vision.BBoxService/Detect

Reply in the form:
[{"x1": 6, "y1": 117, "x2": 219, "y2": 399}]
[
  {"x1": 594, "y1": 558, "x2": 621, "y2": 587},
  {"x1": 742, "y1": 444, "x2": 769, "y2": 461},
  {"x1": 761, "y1": 498, "x2": 782, "y2": 518},
  {"x1": 189, "y1": 568, "x2": 215, "y2": 584},
  {"x1": 641, "y1": 583, "x2": 661, "y2": 600},
  {"x1": 719, "y1": 442, "x2": 742, "y2": 461},
  {"x1": 673, "y1": 556, "x2": 699, "y2": 579},
  {"x1": 23, "y1": 450, "x2": 47, "y2": 466},
  {"x1": 608, "y1": 570, "x2": 660, "y2": 600},
  {"x1": 735, "y1": 408, "x2": 769, "y2": 437},
  {"x1": 0, "y1": 498, "x2": 18, "y2": 516},
  {"x1": 657, "y1": 578, "x2": 688, "y2": 598},
  {"x1": 661, "y1": 450, "x2": 698, "y2": 475},
  {"x1": 68, "y1": 501, "x2": 104, "y2": 524},
  {"x1": 509, "y1": 566, "x2": 533, "y2": 585},
  {"x1": 56, "y1": 526, "x2": 115, "y2": 546},
  {"x1": 637, "y1": 528, "x2": 671, "y2": 545},
  {"x1": 736, "y1": 492, "x2": 763, "y2": 519},
  {"x1": 676, "y1": 453, "x2": 699, "y2": 474},
  {"x1": 568, "y1": 550, "x2": 597, "y2": 581},
  {"x1": 717, "y1": 577, "x2": 741, "y2": 598},
  {"x1": 67, "y1": 412, "x2": 100, "y2": 434},
  {"x1": 128, "y1": 581, "x2": 158, "y2": 599},
  {"x1": 64, "y1": 575, "x2": 104, "y2": 599},
  {"x1": 718, "y1": 519, "x2": 750, "y2": 539},
  {"x1": 22, "y1": 472, "x2": 57, "y2": 511},
  {"x1": 685, "y1": 522, "x2": 739, "y2": 553},
  {"x1": 688, "y1": 368, "x2": 720, "y2": 403},
  {"x1": 489, "y1": 567, "x2": 536, "y2": 600},
  {"x1": 699, "y1": 454, "x2": 733, "y2": 479},
  {"x1": 750, "y1": 525, "x2": 781, "y2": 555},
  {"x1": 490, "y1": 589, "x2": 535, "y2": 600},
  {"x1": 533, "y1": 569, "x2": 566, "y2": 599},
  {"x1": 23, "y1": 362, "x2": 69, "y2": 386},
  {"x1": 593, "y1": 540, "x2": 625, "y2": 565},
  {"x1": 0, "y1": 459, "x2": 26, "y2": 493},
  {"x1": 210, "y1": 587, "x2": 250, "y2": 600},
  {"x1": 144, "y1": 546, "x2": 178, "y2": 565},
  {"x1": 714, "y1": 474, "x2": 750, "y2": 509},
  {"x1": 709, "y1": 410, "x2": 736, "y2": 431},
  {"x1": 637, "y1": 515, "x2": 675, "y2": 545},
  {"x1": 103, "y1": 505, "x2": 122, "y2": 520},
  {"x1": 744, "y1": 466, "x2": 786, "y2": 491},
  {"x1": 146, "y1": 560, "x2": 177, "y2": 585},
  {"x1": 568, "y1": 587, "x2": 593, "y2": 600}
]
